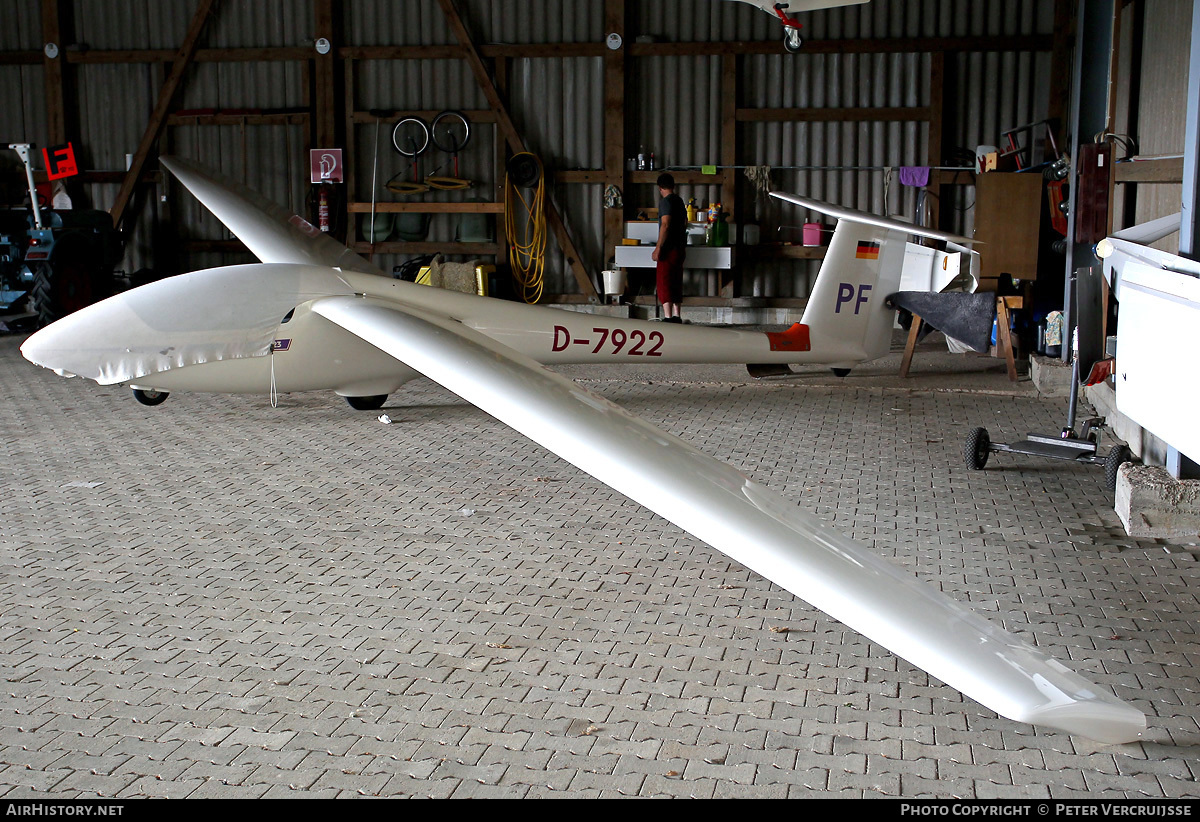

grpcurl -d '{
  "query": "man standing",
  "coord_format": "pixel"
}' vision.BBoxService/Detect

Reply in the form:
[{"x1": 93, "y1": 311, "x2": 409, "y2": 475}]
[{"x1": 651, "y1": 173, "x2": 687, "y2": 323}]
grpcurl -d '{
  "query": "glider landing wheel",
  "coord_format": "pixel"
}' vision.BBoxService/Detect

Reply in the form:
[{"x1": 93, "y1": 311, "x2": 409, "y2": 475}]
[
  {"x1": 831, "y1": 368, "x2": 851, "y2": 378},
  {"x1": 783, "y1": 27, "x2": 803, "y2": 53},
  {"x1": 1105, "y1": 444, "x2": 1131, "y2": 492},
  {"x1": 965, "y1": 427, "x2": 990, "y2": 471},
  {"x1": 133, "y1": 388, "x2": 169, "y2": 406},
  {"x1": 346, "y1": 394, "x2": 388, "y2": 411}
]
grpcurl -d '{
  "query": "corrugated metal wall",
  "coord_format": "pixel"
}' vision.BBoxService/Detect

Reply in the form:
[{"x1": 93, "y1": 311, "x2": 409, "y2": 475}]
[
  {"x1": 0, "y1": 0, "x2": 48, "y2": 181},
  {"x1": 0, "y1": 0, "x2": 1060, "y2": 300},
  {"x1": 1125, "y1": 0, "x2": 1191, "y2": 241}
]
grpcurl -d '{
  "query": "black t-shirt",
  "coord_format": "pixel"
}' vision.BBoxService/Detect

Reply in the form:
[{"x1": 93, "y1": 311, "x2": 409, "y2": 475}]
[{"x1": 658, "y1": 193, "x2": 688, "y2": 252}]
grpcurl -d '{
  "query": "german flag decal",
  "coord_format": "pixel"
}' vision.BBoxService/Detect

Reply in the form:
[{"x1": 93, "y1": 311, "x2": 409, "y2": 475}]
[{"x1": 856, "y1": 241, "x2": 880, "y2": 260}]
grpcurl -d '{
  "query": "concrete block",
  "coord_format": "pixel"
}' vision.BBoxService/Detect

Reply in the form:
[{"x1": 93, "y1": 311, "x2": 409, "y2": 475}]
[
  {"x1": 1030, "y1": 353, "x2": 1073, "y2": 397},
  {"x1": 1116, "y1": 464, "x2": 1200, "y2": 539}
]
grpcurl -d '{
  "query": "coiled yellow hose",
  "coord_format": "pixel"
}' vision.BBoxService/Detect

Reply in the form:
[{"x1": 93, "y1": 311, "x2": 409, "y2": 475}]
[{"x1": 505, "y1": 153, "x2": 546, "y2": 304}]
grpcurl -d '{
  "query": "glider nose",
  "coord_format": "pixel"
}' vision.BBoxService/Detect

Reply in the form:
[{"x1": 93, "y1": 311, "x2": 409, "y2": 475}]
[
  {"x1": 20, "y1": 315, "x2": 88, "y2": 378},
  {"x1": 20, "y1": 262, "x2": 353, "y2": 386}
]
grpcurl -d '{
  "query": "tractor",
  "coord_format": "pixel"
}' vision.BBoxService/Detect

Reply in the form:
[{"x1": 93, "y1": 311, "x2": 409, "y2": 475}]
[{"x1": 1, "y1": 143, "x2": 124, "y2": 328}]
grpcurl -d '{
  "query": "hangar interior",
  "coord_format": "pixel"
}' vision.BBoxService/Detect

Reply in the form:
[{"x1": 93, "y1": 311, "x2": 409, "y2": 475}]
[{"x1": 2, "y1": 0, "x2": 1200, "y2": 801}]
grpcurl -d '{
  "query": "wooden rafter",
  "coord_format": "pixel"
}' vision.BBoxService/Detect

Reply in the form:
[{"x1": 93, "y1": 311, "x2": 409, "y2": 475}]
[
  {"x1": 109, "y1": 0, "x2": 216, "y2": 231},
  {"x1": 435, "y1": 0, "x2": 598, "y2": 301}
]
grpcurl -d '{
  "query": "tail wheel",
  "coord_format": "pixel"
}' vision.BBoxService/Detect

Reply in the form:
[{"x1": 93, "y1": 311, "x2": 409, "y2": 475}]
[
  {"x1": 133, "y1": 389, "x2": 169, "y2": 406},
  {"x1": 346, "y1": 394, "x2": 388, "y2": 411},
  {"x1": 1105, "y1": 445, "x2": 1131, "y2": 492},
  {"x1": 783, "y1": 27, "x2": 803, "y2": 53},
  {"x1": 965, "y1": 427, "x2": 990, "y2": 471}
]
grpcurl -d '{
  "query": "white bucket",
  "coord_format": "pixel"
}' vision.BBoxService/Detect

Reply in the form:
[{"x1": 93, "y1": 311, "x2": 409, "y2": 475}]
[{"x1": 602, "y1": 269, "x2": 627, "y2": 294}]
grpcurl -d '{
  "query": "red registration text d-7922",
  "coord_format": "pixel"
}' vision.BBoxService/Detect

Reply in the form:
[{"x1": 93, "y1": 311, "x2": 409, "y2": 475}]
[{"x1": 552, "y1": 325, "x2": 664, "y2": 357}]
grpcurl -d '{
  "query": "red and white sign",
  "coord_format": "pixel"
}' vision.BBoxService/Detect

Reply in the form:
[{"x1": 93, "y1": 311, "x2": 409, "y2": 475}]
[
  {"x1": 43, "y1": 143, "x2": 79, "y2": 180},
  {"x1": 309, "y1": 148, "x2": 343, "y2": 184}
]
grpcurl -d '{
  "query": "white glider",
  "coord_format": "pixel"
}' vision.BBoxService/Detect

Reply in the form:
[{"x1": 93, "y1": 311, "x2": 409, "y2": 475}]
[
  {"x1": 20, "y1": 157, "x2": 1146, "y2": 744},
  {"x1": 728, "y1": 0, "x2": 871, "y2": 51}
]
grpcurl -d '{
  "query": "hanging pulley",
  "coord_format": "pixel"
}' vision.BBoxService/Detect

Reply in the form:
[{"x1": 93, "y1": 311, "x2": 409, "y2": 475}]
[{"x1": 506, "y1": 153, "x2": 542, "y2": 189}]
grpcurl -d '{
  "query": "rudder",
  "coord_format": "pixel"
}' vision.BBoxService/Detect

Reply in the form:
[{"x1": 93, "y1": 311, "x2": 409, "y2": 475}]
[{"x1": 800, "y1": 220, "x2": 909, "y2": 365}]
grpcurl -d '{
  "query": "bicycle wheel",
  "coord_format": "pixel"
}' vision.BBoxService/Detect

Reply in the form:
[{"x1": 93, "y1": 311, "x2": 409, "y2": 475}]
[
  {"x1": 391, "y1": 117, "x2": 430, "y2": 157},
  {"x1": 430, "y1": 110, "x2": 471, "y2": 154}
]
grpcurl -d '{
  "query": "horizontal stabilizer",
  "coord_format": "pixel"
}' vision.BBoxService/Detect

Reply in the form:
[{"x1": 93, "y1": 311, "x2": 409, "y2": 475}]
[
  {"x1": 772, "y1": 192, "x2": 978, "y2": 246},
  {"x1": 1111, "y1": 212, "x2": 1180, "y2": 245},
  {"x1": 888, "y1": 290, "x2": 996, "y2": 353}
]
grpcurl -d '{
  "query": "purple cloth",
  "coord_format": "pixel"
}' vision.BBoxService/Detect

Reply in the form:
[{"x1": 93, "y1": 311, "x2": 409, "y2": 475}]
[{"x1": 899, "y1": 166, "x2": 931, "y2": 187}]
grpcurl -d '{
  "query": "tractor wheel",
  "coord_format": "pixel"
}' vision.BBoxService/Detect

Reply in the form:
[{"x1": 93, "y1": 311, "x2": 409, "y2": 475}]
[
  {"x1": 346, "y1": 394, "x2": 388, "y2": 411},
  {"x1": 30, "y1": 234, "x2": 109, "y2": 328},
  {"x1": 30, "y1": 262, "x2": 56, "y2": 328},
  {"x1": 1105, "y1": 445, "x2": 1131, "y2": 492},
  {"x1": 965, "y1": 427, "x2": 990, "y2": 471}
]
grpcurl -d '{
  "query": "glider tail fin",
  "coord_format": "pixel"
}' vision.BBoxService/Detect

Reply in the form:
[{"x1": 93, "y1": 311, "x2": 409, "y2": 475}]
[
  {"x1": 798, "y1": 220, "x2": 910, "y2": 365},
  {"x1": 772, "y1": 192, "x2": 979, "y2": 367}
]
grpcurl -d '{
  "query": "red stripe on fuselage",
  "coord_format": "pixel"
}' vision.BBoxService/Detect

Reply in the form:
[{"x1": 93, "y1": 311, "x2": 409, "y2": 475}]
[{"x1": 765, "y1": 323, "x2": 811, "y2": 352}]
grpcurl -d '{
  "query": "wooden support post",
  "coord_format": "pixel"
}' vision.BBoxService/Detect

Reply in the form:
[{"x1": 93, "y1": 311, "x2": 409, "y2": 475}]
[
  {"x1": 926, "y1": 51, "x2": 945, "y2": 231},
  {"x1": 899, "y1": 316, "x2": 923, "y2": 378},
  {"x1": 1047, "y1": 0, "x2": 1074, "y2": 143},
  {"x1": 494, "y1": 56, "x2": 510, "y2": 266},
  {"x1": 110, "y1": 0, "x2": 216, "y2": 230},
  {"x1": 40, "y1": 0, "x2": 70, "y2": 147},
  {"x1": 313, "y1": 0, "x2": 339, "y2": 151},
  {"x1": 343, "y1": 56, "x2": 359, "y2": 247},
  {"x1": 996, "y1": 296, "x2": 1023, "y2": 382},
  {"x1": 436, "y1": 0, "x2": 598, "y2": 300},
  {"x1": 720, "y1": 53, "x2": 738, "y2": 298},
  {"x1": 602, "y1": 0, "x2": 628, "y2": 278}
]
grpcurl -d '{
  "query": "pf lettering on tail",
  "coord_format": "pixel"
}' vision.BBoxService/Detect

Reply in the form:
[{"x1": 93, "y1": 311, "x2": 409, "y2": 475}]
[{"x1": 835, "y1": 283, "x2": 873, "y2": 315}]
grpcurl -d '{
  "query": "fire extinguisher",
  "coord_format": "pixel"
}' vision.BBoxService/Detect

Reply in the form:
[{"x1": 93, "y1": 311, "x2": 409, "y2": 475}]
[{"x1": 317, "y1": 184, "x2": 331, "y2": 233}]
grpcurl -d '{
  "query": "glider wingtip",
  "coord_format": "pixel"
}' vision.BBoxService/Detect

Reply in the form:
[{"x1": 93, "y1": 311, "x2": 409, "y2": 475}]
[{"x1": 1024, "y1": 700, "x2": 1147, "y2": 745}]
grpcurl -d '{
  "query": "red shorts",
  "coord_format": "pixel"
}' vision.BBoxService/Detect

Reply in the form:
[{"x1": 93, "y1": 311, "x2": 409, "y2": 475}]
[{"x1": 656, "y1": 246, "x2": 685, "y2": 305}]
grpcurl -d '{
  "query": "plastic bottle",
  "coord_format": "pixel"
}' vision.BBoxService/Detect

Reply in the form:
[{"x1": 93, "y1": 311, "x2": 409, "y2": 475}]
[
  {"x1": 712, "y1": 204, "x2": 728, "y2": 247},
  {"x1": 686, "y1": 197, "x2": 696, "y2": 222},
  {"x1": 637, "y1": 146, "x2": 645, "y2": 171},
  {"x1": 649, "y1": 152, "x2": 656, "y2": 170}
]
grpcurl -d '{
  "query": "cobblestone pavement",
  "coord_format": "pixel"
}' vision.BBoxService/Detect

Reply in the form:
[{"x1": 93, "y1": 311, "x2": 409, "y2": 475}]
[{"x1": 2, "y1": 332, "x2": 1198, "y2": 799}]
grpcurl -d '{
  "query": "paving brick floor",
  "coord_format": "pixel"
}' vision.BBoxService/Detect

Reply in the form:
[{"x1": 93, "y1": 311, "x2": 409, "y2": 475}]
[{"x1": 2, "y1": 332, "x2": 1199, "y2": 798}]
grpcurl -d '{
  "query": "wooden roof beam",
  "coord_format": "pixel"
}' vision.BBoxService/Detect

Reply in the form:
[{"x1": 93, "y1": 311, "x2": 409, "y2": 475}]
[{"x1": 110, "y1": 0, "x2": 216, "y2": 231}]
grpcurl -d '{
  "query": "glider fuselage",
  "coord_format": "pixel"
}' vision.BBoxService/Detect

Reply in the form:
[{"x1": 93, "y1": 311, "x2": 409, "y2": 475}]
[{"x1": 130, "y1": 270, "x2": 876, "y2": 397}]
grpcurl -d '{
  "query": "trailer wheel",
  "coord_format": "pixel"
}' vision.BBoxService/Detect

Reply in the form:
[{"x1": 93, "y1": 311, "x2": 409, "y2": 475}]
[
  {"x1": 1105, "y1": 445, "x2": 1131, "y2": 492},
  {"x1": 965, "y1": 427, "x2": 990, "y2": 471},
  {"x1": 346, "y1": 394, "x2": 388, "y2": 410},
  {"x1": 133, "y1": 389, "x2": 169, "y2": 406}
]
